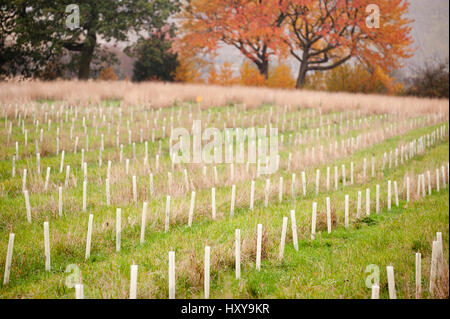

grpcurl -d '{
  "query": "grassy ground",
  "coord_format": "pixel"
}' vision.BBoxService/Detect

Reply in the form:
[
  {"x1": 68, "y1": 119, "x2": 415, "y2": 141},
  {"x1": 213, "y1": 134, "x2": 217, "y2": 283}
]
[{"x1": 0, "y1": 100, "x2": 448, "y2": 299}]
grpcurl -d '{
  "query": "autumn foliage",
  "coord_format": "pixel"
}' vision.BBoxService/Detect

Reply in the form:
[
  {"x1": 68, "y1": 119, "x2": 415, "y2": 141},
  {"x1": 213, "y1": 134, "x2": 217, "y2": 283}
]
[
  {"x1": 176, "y1": 0, "x2": 413, "y2": 89},
  {"x1": 99, "y1": 67, "x2": 118, "y2": 81}
]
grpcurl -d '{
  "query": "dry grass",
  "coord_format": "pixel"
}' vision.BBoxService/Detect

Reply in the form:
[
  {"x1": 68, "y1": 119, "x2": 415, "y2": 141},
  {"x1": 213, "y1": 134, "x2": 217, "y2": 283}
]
[{"x1": 0, "y1": 81, "x2": 448, "y2": 117}]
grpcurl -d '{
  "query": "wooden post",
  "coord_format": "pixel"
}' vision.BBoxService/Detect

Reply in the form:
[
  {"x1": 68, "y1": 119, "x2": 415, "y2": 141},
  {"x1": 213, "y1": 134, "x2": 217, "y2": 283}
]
[
  {"x1": 279, "y1": 217, "x2": 288, "y2": 260},
  {"x1": 415, "y1": 252, "x2": 421, "y2": 299},
  {"x1": 326, "y1": 197, "x2": 331, "y2": 233},
  {"x1": 188, "y1": 192, "x2": 195, "y2": 227},
  {"x1": 311, "y1": 202, "x2": 317, "y2": 239},
  {"x1": 165, "y1": 196, "x2": 171, "y2": 232},
  {"x1": 116, "y1": 208, "x2": 121, "y2": 252},
  {"x1": 130, "y1": 264, "x2": 138, "y2": 299},
  {"x1": 235, "y1": 229, "x2": 241, "y2": 279},
  {"x1": 85, "y1": 214, "x2": 93, "y2": 259},
  {"x1": 290, "y1": 210, "x2": 298, "y2": 251},
  {"x1": 24, "y1": 190, "x2": 31, "y2": 223},
  {"x1": 204, "y1": 246, "x2": 210, "y2": 299},
  {"x1": 169, "y1": 251, "x2": 175, "y2": 299},
  {"x1": 140, "y1": 202, "x2": 148, "y2": 244},
  {"x1": 256, "y1": 224, "x2": 262, "y2": 271},
  {"x1": 386, "y1": 265, "x2": 396, "y2": 299},
  {"x1": 3, "y1": 233, "x2": 14, "y2": 285},
  {"x1": 44, "y1": 221, "x2": 51, "y2": 271}
]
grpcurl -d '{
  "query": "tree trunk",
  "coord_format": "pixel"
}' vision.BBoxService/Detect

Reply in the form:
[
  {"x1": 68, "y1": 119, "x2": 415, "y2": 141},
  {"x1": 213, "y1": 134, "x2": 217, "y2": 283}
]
[
  {"x1": 258, "y1": 58, "x2": 269, "y2": 80},
  {"x1": 78, "y1": 34, "x2": 96, "y2": 80},
  {"x1": 296, "y1": 61, "x2": 308, "y2": 89}
]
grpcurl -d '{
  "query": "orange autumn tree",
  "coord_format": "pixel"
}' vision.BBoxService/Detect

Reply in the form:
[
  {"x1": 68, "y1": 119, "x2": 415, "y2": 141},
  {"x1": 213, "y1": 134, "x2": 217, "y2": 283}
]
[
  {"x1": 285, "y1": 0, "x2": 413, "y2": 88},
  {"x1": 267, "y1": 63, "x2": 296, "y2": 88},
  {"x1": 239, "y1": 61, "x2": 267, "y2": 86},
  {"x1": 176, "y1": 0, "x2": 289, "y2": 79}
]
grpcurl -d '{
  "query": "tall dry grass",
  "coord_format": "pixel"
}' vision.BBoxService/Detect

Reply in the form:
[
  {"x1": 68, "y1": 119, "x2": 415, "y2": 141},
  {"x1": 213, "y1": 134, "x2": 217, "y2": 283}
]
[{"x1": 0, "y1": 80, "x2": 448, "y2": 116}]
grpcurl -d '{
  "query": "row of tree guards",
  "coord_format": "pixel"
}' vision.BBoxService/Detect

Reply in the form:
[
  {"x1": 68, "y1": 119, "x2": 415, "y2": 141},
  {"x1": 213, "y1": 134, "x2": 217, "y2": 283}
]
[{"x1": 4, "y1": 160, "x2": 448, "y2": 298}]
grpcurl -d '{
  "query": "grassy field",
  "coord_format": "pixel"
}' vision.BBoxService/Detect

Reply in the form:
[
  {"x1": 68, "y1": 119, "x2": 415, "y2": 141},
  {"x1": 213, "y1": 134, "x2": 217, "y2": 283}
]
[{"x1": 0, "y1": 92, "x2": 448, "y2": 299}]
